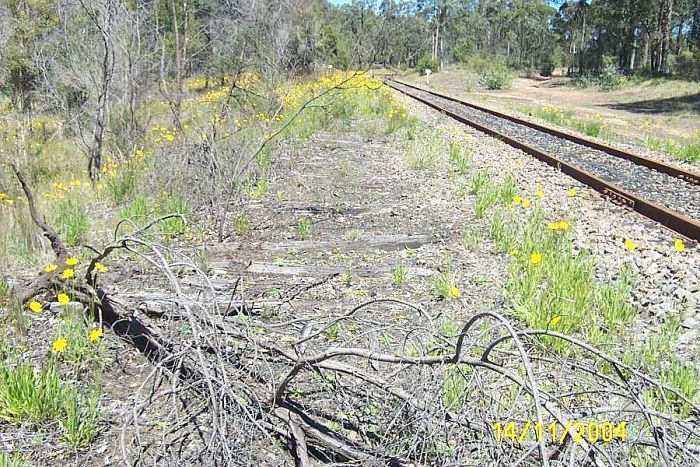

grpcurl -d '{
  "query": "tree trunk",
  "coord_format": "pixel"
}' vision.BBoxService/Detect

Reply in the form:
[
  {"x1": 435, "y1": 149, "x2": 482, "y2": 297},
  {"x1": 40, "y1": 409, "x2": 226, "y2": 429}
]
[
  {"x1": 660, "y1": 0, "x2": 673, "y2": 73},
  {"x1": 630, "y1": 27, "x2": 638, "y2": 70}
]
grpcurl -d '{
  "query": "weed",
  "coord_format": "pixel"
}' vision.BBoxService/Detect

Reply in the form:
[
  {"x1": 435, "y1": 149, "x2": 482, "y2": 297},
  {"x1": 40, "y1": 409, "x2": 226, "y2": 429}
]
[
  {"x1": 645, "y1": 135, "x2": 700, "y2": 163},
  {"x1": 0, "y1": 363, "x2": 64, "y2": 424},
  {"x1": 489, "y1": 209, "x2": 517, "y2": 253},
  {"x1": 52, "y1": 198, "x2": 90, "y2": 247},
  {"x1": 479, "y1": 65, "x2": 512, "y2": 90},
  {"x1": 460, "y1": 225, "x2": 481, "y2": 249},
  {"x1": 326, "y1": 323, "x2": 340, "y2": 340},
  {"x1": 119, "y1": 194, "x2": 150, "y2": 223},
  {"x1": 448, "y1": 141, "x2": 471, "y2": 174},
  {"x1": 339, "y1": 274, "x2": 352, "y2": 286},
  {"x1": 469, "y1": 170, "x2": 491, "y2": 195},
  {"x1": 407, "y1": 133, "x2": 445, "y2": 169},
  {"x1": 392, "y1": 264, "x2": 408, "y2": 285},
  {"x1": 0, "y1": 451, "x2": 26, "y2": 467},
  {"x1": 297, "y1": 217, "x2": 311, "y2": 240},
  {"x1": 474, "y1": 185, "x2": 499, "y2": 218},
  {"x1": 60, "y1": 386, "x2": 100, "y2": 449},
  {"x1": 195, "y1": 248, "x2": 211, "y2": 274},
  {"x1": 248, "y1": 177, "x2": 270, "y2": 199},
  {"x1": 158, "y1": 193, "x2": 189, "y2": 235},
  {"x1": 0, "y1": 278, "x2": 9, "y2": 306},
  {"x1": 346, "y1": 228, "x2": 362, "y2": 241},
  {"x1": 441, "y1": 366, "x2": 471, "y2": 411},
  {"x1": 105, "y1": 166, "x2": 139, "y2": 203},
  {"x1": 432, "y1": 269, "x2": 458, "y2": 300},
  {"x1": 233, "y1": 214, "x2": 249, "y2": 236}
]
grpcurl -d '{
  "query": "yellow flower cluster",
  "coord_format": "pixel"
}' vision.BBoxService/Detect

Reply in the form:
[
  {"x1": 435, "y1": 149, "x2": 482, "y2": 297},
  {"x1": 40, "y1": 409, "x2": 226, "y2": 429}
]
[
  {"x1": 0, "y1": 192, "x2": 15, "y2": 206},
  {"x1": 51, "y1": 327, "x2": 104, "y2": 354},
  {"x1": 152, "y1": 126, "x2": 179, "y2": 144},
  {"x1": 43, "y1": 178, "x2": 85, "y2": 200},
  {"x1": 280, "y1": 72, "x2": 386, "y2": 111}
]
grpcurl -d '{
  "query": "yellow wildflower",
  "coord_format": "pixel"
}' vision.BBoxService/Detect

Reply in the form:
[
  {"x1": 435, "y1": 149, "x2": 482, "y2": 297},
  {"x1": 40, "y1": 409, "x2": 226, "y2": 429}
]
[
  {"x1": 509, "y1": 248, "x2": 519, "y2": 256},
  {"x1": 674, "y1": 239, "x2": 686, "y2": 252},
  {"x1": 512, "y1": 195, "x2": 522, "y2": 205},
  {"x1": 29, "y1": 301, "x2": 43, "y2": 313},
  {"x1": 548, "y1": 223, "x2": 560, "y2": 231},
  {"x1": 61, "y1": 268, "x2": 75, "y2": 280},
  {"x1": 4, "y1": 199, "x2": 13, "y2": 205},
  {"x1": 535, "y1": 190, "x2": 545, "y2": 199},
  {"x1": 450, "y1": 286, "x2": 460, "y2": 298},
  {"x1": 44, "y1": 264, "x2": 58, "y2": 273},
  {"x1": 52, "y1": 338, "x2": 67, "y2": 353},
  {"x1": 548, "y1": 315, "x2": 562, "y2": 327},
  {"x1": 559, "y1": 221, "x2": 569, "y2": 230},
  {"x1": 567, "y1": 188, "x2": 577, "y2": 197},
  {"x1": 57, "y1": 293, "x2": 70, "y2": 305},
  {"x1": 88, "y1": 328, "x2": 103, "y2": 342},
  {"x1": 165, "y1": 134, "x2": 175, "y2": 142},
  {"x1": 522, "y1": 199, "x2": 531, "y2": 208},
  {"x1": 624, "y1": 239, "x2": 636, "y2": 251},
  {"x1": 65, "y1": 257, "x2": 79, "y2": 266},
  {"x1": 69, "y1": 180, "x2": 81, "y2": 187},
  {"x1": 95, "y1": 262, "x2": 108, "y2": 272},
  {"x1": 530, "y1": 253, "x2": 542, "y2": 265}
]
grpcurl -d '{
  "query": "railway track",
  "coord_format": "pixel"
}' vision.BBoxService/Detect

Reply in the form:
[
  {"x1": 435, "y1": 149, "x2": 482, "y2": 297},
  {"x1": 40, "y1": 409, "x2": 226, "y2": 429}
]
[{"x1": 386, "y1": 78, "x2": 700, "y2": 241}]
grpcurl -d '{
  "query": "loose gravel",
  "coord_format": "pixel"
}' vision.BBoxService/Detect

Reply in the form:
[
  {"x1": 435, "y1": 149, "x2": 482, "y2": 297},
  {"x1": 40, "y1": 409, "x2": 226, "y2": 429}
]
[
  {"x1": 393, "y1": 88, "x2": 700, "y2": 365},
  {"x1": 390, "y1": 81, "x2": 700, "y2": 221}
]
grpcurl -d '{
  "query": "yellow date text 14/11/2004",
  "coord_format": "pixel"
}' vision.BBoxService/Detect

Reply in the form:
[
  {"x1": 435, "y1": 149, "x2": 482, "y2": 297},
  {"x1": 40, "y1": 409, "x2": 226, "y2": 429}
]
[{"x1": 492, "y1": 421, "x2": 627, "y2": 445}]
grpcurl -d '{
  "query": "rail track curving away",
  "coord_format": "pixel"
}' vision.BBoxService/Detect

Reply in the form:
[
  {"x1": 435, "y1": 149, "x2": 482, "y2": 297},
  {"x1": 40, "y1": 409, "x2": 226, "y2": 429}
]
[{"x1": 386, "y1": 79, "x2": 700, "y2": 242}]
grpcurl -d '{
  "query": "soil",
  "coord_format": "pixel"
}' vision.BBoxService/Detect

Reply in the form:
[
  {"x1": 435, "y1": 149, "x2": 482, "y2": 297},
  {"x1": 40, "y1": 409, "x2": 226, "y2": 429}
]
[{"x1": 400, "y1": 70, "x2": 700, "y2": 144}]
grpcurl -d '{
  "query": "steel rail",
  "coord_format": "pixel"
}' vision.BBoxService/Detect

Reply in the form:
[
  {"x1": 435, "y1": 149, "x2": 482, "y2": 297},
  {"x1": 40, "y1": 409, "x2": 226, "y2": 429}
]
[
  {"x1": 386, "y1": 80, "x2": 700, "y2": 241},
  {"x1": 389, "y1": 78, "x2": 700, "y2": 186}
]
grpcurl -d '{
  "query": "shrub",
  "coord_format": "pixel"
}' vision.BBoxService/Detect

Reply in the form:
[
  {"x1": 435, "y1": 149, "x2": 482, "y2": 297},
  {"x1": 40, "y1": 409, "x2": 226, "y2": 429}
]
[
  {"x1": 479, "y1": 65, "x2": 512, "y2": 90},
  {"x1": 599, "y1": 66, "x2": 624, "y2": 91},
  {"x1": 676, "y1": 50, "x2": 700, "y2": 80},
  {"x1": 417, "y1": 56, "x2": 438, "y2": 75},
  {"x1": 539, "y1": 56, "x2": 555, "y2": 77}
]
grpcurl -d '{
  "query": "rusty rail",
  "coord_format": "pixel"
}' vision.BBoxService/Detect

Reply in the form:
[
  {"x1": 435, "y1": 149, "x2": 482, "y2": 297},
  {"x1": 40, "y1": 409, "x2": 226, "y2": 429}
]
[
  {"x1": 390, "y1": 79, "x2": 700, "y2": 186},
  {"x1": 386, "y1": 80, "x2": 700, "y2": 241}
]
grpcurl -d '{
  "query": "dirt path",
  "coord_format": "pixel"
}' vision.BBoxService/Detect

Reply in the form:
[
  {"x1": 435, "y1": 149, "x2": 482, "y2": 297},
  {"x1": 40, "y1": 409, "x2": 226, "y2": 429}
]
[{"x1": 403, "y1": 71, "x2": 700, "y2": 144}]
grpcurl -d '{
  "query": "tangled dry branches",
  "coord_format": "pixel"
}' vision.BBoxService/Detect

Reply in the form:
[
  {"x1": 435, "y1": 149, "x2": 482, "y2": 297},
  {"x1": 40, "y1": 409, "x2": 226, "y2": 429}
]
[{"x1": 10, "y1": 166, "x2": 700, "y2": 466}]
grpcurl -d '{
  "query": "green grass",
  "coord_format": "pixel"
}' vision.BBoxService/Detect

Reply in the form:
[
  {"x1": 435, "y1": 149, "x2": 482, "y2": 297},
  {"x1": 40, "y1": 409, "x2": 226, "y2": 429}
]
[
  {"x1": 521, "y1": 105, "x2": 611, "y2": 140},
  {"x1": 473, "y1": 175, "x2": 515, "y2": 219},
  {"x1": 431, "y1": 269, "x2": 458, "y2": 300},
  {"x1": 469, "y1": 170, "x2": 490, "y2": 195},
  {"x1": 391, "y1": 264, "x2": 408, "y2": 285},
  {"x1": 407, "y1": 132, "x2": 446, "y2": 169},
  {"x1": 448, "y1": 141, "x2": 471, "y2": 174},
  {"x1": 60, "y1": 386, "x2": 100, "y2": 449},
  {"x1": 0, "y1": 451, "x2": 26, "y2": 467},
  {"x1": 441, "y1": 365, "x2": 471, "y2": 411},
  {"x1": 104, "y1": 165, "x2": 140, "y2": 203},
  {"x1": 297, "y1": 217, "x2": 311, "y2": 240},
  {"x1": 460, "y1": 225, "x2": 481, "y2": 250},
  {"x1": 233, "y1": 214, "x2": 249, "y2": 236},
  {"x1": 645, "y1": 135, "x2": 700, "y2": 163},
  {"x1": 0, "y1": 363, "x2": 64, "y2": 424},
  {"x1": 504, "y1": 209, "x2": 635, "y2": 350},
  {"x1": 488, "y1": 209, "x2": 517, "y2": 253},
  {"x1": 52, "y1": 198, "x2": 90, "y2": 247},
  {"x1": 158, "y1": 193, "x2": 189, "y2": 235}
]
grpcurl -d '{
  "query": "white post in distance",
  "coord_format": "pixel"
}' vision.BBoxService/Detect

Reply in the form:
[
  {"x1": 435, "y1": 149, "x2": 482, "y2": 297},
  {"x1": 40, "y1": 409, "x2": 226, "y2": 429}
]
[{"x1": 425, "y1": 68, "x2": 432, "y2": 86}]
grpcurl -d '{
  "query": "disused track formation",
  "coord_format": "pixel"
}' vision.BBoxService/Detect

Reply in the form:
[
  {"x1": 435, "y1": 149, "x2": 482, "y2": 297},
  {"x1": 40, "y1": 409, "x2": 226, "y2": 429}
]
[{"x1": 385, "y1": 78, "x2": 700, "y2": 242}]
